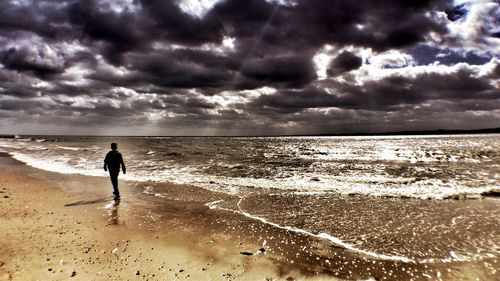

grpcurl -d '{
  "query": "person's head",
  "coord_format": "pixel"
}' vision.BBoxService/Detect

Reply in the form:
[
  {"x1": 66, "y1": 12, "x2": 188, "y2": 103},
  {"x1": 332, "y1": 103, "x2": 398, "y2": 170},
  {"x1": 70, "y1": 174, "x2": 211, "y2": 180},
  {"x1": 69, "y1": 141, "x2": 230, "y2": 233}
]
[{"x1": 111, "y1": 143, "x2": 118, "y2": 150}]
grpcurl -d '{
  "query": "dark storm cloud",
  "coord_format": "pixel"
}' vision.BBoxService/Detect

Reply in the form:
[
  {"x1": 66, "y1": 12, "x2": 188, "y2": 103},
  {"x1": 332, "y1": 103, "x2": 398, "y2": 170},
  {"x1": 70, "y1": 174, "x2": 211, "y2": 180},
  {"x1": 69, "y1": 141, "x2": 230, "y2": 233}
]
[
  {"x1": 273, "y1": 0, "x2": 449, "y2": 51},
  {"x1": 171, "y1": 49, "x2": 240, "y2": 70},
  {"x1": 0, "y1": 67, "x2": 45, "y2": 97},
  {"x1": 0, "y1": 0, "x2": 498, "y2": 135},
  {"x1": 334, "y1": 69, "x2": 498, "y2": 110},
  {"x1": 327, "y1": 51, "x2": 363, "y2": 76},
  {"x1": 246, "y1": 88, "x2": 335, "y2": 113},
  {"x1": 66, "y1": 0, "x2": 150, "y2": 65},
  {"x1": 0, "y1": 47, "x2": 64, "y2": 78},
  {"x1": 129, "y1": 51, "x2": 234, "y2": 89},
  {"x1": 0, "y1": 1, "x2": 69, "y2": 39},
  {"x1": 0, "y1": 0, "x2": 455, "y2": 89},
  {"x1": 211, "y1": 0, "x2": 448, "y2": 52},
  {"x1": 240, "y1": 55, "x2": 317, "y2": 87},
  {"x1": 249, "y1": 68, "x2": 499, "y2": 112}
]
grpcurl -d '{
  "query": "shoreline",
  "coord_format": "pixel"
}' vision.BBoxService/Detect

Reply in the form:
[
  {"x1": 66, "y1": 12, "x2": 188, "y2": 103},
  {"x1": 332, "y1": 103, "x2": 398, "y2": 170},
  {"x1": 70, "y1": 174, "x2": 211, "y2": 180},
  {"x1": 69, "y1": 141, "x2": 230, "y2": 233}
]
[
  {"x1": 1, "y1": 153, "x2": 345, "y2": 280},
  {"x1": 0, "y1": 154, "x2": 291, "y2": 280},
  {"x1": 0, "y1": 153, "x2": 498, "y2": 280}
]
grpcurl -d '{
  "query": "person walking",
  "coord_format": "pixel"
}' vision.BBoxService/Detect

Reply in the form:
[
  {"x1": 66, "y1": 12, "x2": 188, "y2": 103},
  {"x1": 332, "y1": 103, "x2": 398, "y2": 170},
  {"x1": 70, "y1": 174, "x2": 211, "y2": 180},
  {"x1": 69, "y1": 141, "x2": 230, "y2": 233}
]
[{"x1": 104, "y1": 142, "x2": 126, "y2": 200}]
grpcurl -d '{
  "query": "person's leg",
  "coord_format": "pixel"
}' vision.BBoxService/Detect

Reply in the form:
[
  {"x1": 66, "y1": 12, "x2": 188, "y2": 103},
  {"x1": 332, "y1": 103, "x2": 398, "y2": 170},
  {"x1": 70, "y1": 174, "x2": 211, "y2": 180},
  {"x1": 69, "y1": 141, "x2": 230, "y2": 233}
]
[{"x1": 109, "y1": 170, "x2": 120, "y2": 198}]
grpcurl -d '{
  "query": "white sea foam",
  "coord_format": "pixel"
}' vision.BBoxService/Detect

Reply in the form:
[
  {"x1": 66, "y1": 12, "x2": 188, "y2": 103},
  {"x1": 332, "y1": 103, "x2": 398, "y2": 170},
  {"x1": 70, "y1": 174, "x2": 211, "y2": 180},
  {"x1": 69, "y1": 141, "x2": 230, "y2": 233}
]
[
  {"x1": 9, "y1": 151, "x2": 104, "y2": 177},
  {"x1": 188, "y1": 173, "x2": 494, "y2": 200},
  {"x1": 206, "y1": 200, "x2": 224, "y2": 209},
  {"x1": 57, "y1": 146, "x2": 81, "y2": 151},
  {"x1": 143, "y1": 185, "x2": 165, "y2": 198},
  {"x1": 5, "y1": 149, "x2": 496, "y2": 200},
  {"x1": 1, "y1": 135, "x2": 498, "y2": 200}
]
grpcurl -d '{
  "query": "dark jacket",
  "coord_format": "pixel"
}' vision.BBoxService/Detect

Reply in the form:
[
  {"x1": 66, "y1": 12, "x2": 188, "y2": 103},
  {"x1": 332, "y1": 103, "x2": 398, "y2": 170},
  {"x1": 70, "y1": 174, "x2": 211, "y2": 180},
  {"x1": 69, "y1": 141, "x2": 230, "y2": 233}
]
[{"x1": 104, "y1": 150, "x2": 126, "y2": 173}]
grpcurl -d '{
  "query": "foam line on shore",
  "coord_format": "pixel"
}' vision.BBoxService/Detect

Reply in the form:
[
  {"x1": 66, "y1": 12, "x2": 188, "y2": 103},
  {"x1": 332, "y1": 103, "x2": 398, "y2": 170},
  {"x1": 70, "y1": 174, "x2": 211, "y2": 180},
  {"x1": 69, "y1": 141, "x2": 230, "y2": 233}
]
[
  {"x1": 227, "y1": 198, "x2": 494, "y2": 264},
  {"x1": 205, "y1": 198, "x2": 415, "y2": 263}
]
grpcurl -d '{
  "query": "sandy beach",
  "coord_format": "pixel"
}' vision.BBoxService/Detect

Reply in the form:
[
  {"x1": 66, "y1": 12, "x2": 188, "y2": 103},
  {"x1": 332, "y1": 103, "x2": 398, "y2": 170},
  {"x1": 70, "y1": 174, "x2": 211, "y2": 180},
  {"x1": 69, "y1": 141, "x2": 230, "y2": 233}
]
[
  {"x1": 0, "y1": 152, "x2": 498, "y2": 280},
  {"x1": 0, "y1": 153, "x2": 292, "y2": 280}
]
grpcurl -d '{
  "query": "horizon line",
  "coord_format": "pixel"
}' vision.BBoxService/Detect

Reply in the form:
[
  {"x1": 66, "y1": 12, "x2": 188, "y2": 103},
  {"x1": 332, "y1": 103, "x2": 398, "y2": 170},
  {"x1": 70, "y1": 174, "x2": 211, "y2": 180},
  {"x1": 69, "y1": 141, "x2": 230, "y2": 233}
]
[{"x1": 1, "y1": 127, "x2": 499, "y2": 138}]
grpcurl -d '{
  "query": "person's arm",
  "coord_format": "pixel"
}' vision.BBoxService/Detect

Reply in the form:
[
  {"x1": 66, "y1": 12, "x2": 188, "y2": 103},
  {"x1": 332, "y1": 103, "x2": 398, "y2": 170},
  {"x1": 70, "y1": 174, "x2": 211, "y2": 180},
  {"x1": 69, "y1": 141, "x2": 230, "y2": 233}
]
[
  {"x1": 104, "y1": 153, "x2": 108, "y2": 171},
  {"x1": 120, "y1": 154, "x2": 126, "y2": 174}
]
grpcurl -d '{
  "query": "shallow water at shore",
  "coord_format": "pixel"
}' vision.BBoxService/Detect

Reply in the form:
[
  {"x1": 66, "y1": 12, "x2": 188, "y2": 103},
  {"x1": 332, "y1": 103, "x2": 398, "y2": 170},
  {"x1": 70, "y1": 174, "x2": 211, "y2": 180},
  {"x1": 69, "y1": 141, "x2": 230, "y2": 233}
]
[
  {"x1": 1, "y1": 135, "x2": 498, "y2": 199},
  {"x1": 135, "y1": 180, "x2": 500, "y2": 270},
  {"x1": 237, "y1": 193, "x2": 500, "y2": 262}
]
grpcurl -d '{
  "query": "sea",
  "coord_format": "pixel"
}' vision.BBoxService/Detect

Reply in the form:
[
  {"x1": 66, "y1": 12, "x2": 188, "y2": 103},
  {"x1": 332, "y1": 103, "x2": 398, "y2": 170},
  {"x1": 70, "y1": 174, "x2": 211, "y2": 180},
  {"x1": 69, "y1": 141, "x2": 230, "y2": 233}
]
[{"x1": 1, "y1": 134, "x2": 499, "y2": 266}]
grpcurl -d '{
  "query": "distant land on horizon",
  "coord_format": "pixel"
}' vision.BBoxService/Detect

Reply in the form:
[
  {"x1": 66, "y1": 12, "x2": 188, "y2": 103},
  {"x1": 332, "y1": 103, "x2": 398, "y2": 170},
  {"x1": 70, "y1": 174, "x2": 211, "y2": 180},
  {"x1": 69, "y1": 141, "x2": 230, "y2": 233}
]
[
  {"x1": 1, "y1": 127, "x2": 500, "y2": 138},
  {"x1": 313, "y1": 127, "x2": 500, "y2": 137}
]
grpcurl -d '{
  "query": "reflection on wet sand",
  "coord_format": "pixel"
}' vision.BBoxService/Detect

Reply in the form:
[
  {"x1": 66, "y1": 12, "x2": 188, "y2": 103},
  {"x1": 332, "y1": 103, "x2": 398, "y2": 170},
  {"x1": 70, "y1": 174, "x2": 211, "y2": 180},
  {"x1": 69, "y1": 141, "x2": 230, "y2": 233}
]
[{"x1": 106, "y1": 199, "x2": 120, "y2": 225}]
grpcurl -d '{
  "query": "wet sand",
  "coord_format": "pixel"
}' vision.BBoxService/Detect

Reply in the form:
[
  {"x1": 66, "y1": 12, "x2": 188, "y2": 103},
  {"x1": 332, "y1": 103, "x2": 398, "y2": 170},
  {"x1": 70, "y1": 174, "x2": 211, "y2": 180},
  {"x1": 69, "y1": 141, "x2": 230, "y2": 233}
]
[{"x1": 0, "y1": 153, "x2": 498, "y2": 280}]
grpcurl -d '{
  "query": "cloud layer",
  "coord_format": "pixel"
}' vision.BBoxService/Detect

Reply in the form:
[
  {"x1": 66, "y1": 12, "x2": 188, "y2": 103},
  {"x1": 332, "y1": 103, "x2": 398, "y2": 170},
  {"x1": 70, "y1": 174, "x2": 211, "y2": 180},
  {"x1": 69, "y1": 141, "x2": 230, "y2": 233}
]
[{"x1": 0, "y1": 0, "x2": 498, "y2": 135}]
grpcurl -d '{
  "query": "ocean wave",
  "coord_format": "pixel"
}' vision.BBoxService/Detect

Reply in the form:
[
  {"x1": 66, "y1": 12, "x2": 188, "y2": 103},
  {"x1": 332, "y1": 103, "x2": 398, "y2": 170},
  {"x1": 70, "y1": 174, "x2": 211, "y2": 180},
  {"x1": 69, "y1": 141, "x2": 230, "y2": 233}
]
[
  {"x1": 4, "y1": 150, "x2": 495, "y2": 200},
  {"x1": 1, "y1": 136, "x2": 498, "y2": 200},
  {"x1": 9, "y1": 152, "x2": 104, "y2": 177}
]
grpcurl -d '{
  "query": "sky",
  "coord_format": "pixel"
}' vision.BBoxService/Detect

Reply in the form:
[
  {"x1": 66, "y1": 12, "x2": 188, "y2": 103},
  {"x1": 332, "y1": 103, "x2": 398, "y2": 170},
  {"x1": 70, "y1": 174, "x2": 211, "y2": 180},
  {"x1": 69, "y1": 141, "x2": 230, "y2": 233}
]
[{"x1": 0, "y1": 0, "x2": 498, "y2": 136}]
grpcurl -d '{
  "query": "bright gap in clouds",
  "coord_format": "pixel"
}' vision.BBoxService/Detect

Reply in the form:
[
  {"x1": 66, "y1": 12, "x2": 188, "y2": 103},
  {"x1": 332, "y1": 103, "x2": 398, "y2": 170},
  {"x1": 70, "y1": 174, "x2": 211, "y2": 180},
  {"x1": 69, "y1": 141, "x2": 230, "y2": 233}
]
[
  {"x1": 177, "y1": 0, "x2": 294, "y2": 18},
  {"x1": 97, "y1": 0, "x2": 140, "y2": 13},
  {"x1": 453, "y1": 0, "x2": 476, "y2": 5},
  {"x1": 178, "y1": 0, "x2": 223, "y2": 18},
  {"x1": 313, "y1": 45, "x2": 334, "y2": 80}
]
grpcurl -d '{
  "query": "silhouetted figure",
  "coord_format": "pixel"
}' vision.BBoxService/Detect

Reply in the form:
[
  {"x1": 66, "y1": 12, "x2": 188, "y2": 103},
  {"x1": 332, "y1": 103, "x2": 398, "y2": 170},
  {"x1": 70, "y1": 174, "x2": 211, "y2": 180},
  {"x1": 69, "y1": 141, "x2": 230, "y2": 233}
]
[{"x1": 104, "y1": 143, "x2": 126, "y2": 200}]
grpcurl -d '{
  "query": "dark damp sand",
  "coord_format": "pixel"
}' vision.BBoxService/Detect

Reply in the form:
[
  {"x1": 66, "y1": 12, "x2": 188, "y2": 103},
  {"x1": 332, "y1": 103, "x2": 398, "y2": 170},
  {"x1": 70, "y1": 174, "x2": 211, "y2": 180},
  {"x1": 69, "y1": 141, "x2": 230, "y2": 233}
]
[{"x1": 0, "y1": 153, "x2": 498, "y2": 281}]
